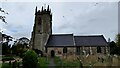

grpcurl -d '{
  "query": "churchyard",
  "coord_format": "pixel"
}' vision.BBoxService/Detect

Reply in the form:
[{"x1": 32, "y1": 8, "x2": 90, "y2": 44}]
[
  {"x1": 54, "y1": 54, "x2": 120, "y2": 68},
  {"x1": 0, "y1": 52, "x2": 120, "y2": 68}
]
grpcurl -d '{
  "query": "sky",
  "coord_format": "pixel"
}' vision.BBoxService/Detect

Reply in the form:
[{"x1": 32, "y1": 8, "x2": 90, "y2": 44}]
[{"x1": 0, "y1": 1, "x2": 119, "y2": 42}]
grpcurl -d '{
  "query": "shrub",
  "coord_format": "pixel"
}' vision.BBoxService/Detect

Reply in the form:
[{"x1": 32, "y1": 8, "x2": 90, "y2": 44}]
[
  {"x1": 22, "y1": 50, "x2": 38, "y2": 68},
  {"x1": 1, "y1": 63, "x2": 12, "y2": 68},
  {"x1": 2, "y1": 56, "x2": 14, "y2": 61}
]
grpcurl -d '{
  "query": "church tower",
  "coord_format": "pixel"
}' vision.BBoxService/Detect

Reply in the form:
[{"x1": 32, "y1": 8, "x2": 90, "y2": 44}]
[{"x1": 30, "y1": 5, "x2": 52, "y2": 51}]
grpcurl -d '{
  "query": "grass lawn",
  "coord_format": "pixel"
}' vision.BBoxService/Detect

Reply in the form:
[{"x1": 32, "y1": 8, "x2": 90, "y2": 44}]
[
  {"x1": 37, "y1": 57, "x2": 50, "y2": 68},
  {"x1": 0, "y1": 63, "x2": 2, "y2": 68},
  {"x1": 1, "y1": 63, "x2": 12, "y2": 68}
]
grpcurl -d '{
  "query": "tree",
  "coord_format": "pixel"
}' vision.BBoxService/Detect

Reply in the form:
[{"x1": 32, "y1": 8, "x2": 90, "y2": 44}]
[
  {"x1": 22, "y1": 50, "x2": 38, "y2": 68},
  {"x1": 108, "y1": 34, "x2": 120, "y2": 55},
  {"x1": 11, "y1": 37, "x2": 29, "y2": 56},
  {"x1": 109, "y1": 41, "x2": 116, "y2": 55},
  {"x1": 116, "y1": 34, "x2": 120, "y2": 46},
  {"x1": 0, "y1": 7, "x2": 8, "y2": 23},
  {"x1": 2, "y1": 42, "x2": 11, "y2": 55}
]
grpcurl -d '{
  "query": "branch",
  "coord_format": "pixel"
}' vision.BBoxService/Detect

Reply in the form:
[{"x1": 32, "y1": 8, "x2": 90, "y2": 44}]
[
  {"x1": 0, "y1": 7, "x2": 9, "y2": 15},
  {"x1": 0, "y1": 16, "x2": 7, "y2": 23}
]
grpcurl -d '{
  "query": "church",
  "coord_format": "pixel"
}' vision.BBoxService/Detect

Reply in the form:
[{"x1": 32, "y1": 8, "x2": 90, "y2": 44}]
[{"x1": 30, "y1": 5, "x2": 109, "y2": 57}]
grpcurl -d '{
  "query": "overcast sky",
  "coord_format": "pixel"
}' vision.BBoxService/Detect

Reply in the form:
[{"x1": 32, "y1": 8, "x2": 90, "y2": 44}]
[{"x1": 0, "y1": 1, "x2": 118, "y2": 42}]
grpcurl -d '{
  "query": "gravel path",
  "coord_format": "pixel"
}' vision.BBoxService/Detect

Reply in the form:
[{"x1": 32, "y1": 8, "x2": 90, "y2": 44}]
[{"x1": 48, "y1": 58, "x2": 56, "y2": 68}]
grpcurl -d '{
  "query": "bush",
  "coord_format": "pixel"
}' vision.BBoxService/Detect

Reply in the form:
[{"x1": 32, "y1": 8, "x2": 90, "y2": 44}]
[
  {"x1": 1, "y1": 63, "x2": 12, "y2": 68},
  {"x1": 37, "y1": 57, "x2": 49, "y2": 68},
  {"x1": 22, "y1": 50, "x2": 38, "y2": 68},
  {"x1": 2, "y1": 56, "x2": 14, "y2": 61}
]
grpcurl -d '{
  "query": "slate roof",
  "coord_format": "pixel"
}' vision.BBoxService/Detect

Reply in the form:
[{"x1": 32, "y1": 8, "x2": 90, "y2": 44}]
[
  {"x1": 46, "y1": 34, "x2": 108, "y2": 47},
  {"x1": 74, "y1": 35, "x2": 108, "y2": 47},
  {"x1": 46, "y1": 34, "x2": 75, "y2": 47}
]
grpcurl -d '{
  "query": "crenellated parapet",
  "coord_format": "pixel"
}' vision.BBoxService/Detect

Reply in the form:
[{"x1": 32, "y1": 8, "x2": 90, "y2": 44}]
[{"x1": 35, "y1": 5, "x2": 52, "y2": 16}]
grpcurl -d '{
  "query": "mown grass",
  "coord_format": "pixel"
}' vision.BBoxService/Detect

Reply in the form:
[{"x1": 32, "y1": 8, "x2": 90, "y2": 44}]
[
  {"x1": 1, "y1": 63, "x2": 12, "y2": 68},
  {"x1": 0, "y1": 63, "x2": 2, "y2": 68}
]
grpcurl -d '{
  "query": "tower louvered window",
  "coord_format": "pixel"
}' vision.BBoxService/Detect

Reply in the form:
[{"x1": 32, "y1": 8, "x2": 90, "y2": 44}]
[{"x1": 38, "y1": 18, "x2": 41, "y2": 25}]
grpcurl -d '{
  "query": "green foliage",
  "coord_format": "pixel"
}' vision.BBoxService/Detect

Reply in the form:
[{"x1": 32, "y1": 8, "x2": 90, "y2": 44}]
[
  {"x1": 37, "y1": 57, "x2": 49, "y2": 68},
  {"x1": 22, "y1": 50, "x2": 38, "y2": 68},
  {"x1": 11, "y1": 45, "x2": 17, "y2": 55},
  {"x1": 1, "y1": 63, "x2": 12, "y2": 68},
  {"x1": 116, "y1": 34, "x2": 120, "y2": 46},
  {"x1": 2, "y1": 56, "x2": 14, "y2": 61},
  {"x1": 110, "y1": 34, "x2": 120, "y2": 55},
  {"x1": 54, "y1": 56, "x2": 61, "y2": 66},
  {"x1": 109, "y1": 41, "x2": 116, "y2": 55},
  {"x1": 11, "y1": 43, "x2": 27, "y2": 57},
  {"x1": 2, "y1": 42, "x2": 11, "y2": 55}
]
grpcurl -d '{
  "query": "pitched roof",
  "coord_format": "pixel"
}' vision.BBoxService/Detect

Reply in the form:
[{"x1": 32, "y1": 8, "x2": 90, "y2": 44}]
[
  {"x1": 46, "y1": 34, "x2": 74, "y2": 47},
  {"x1": 74, "y1": 35, "x2": 108, "y2": 46},
  {"x1": 46, "y1": 34, "x2": 108, "y2": 47}
]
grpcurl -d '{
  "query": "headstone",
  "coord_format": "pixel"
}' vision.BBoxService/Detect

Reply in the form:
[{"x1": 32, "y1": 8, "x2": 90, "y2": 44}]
[{"x1": 9, "y1": 61, "x2": 11, "y2": 65}]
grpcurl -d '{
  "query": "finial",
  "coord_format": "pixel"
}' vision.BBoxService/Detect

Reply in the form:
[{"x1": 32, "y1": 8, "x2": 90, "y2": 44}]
[
  {"x1": 108, "y1": 38, "x2": 111, "y2": 42},
  {"x1": 35, "y1": 6, "x2": 37, "y2": 13},
  {"x1": 47, "y1": 5, "x2": 49, "y2": 11},
  {"x1": 42, "y1": 6, "x2": 43, "y2": 11}
]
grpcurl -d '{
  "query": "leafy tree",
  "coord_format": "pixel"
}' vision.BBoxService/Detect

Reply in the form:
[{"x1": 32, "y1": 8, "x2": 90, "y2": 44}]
[
  {"x1": 2, "y1": 42, "x2": 11, "y2": 55},
  {"x1": 11, "y1": 37, "x2": 29, "y2": 57},
  {"x1": 22, "y1": 50, "x2": 38, "y2": 68},
  {"x1": 109, "y1": 41, "x2": 116, "y2": 55},
  {"x1": 11, "y1": 43, "x2": 27, "y2": 57},
  {"x1": 0, "y1": 7, "x2": 8, "y2": 23},
  {"x1": 116, "y1": 34, "x2": 120, "y2": 55},
  {"x1": 11, "y1": 44, "x2": 17, "y2": 55},
  {"x1": 110, "y1": 34, "x2": 120, "y2": 55},
  {"x1": 116, "y1": 34, "x2": 120, "y2": 46}
]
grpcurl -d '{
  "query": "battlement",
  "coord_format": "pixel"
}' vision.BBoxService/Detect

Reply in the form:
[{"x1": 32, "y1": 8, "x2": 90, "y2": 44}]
[{"x1": 35, "y1": 5, "x2": 52, "y2": 15}]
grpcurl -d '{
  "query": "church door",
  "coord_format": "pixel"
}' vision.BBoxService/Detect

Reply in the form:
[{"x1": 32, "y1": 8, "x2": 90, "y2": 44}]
[{"x1": 51, "y1": 50, "x2": 55, "y2": 57}]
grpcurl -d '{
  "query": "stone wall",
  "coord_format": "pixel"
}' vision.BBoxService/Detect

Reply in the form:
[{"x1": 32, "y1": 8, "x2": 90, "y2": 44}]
[
  {"x1": 46, "y1": 46, "x2": 109, "y2": 57},
  {"x1": 31, "y1": 8, "x2": 52, "y2": 51},
  {"x1": 76, "y1": 46, "x2": 108, "y2": 55},
  {"x1": 0, "y1": 32, "x2": 2, "y2": 55},
  {"x1": 46, "y1": 47, "x2": 76, "y2": 57}
]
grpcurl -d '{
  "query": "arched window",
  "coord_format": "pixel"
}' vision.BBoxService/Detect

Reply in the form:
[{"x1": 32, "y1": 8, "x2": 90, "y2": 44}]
[
  {"x1": 63, "y1": 47, "x2": 67, "y2": 53},
  {"x1": 97, "y1": 46, "x2": 101, "y2": 53},
  {"x1": 76, "y1": 47, "x2": 80, "y2": 55}
]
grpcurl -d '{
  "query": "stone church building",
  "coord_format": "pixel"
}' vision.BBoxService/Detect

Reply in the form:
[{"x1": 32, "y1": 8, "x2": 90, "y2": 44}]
[{"x1": 30, "y1": 5, "x2": 109, "y2": 57}]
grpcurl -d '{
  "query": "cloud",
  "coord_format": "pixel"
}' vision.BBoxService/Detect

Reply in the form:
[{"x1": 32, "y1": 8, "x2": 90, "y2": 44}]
[
  {"x1": 52, "y1": 2, "x2": 117, "y2": 41},
  {"x1": 0, "y1": 2, "x2": 118, "y2": 42},
  {"x1": 0, "y1": 0, "x2": 119, "y2": 2}
]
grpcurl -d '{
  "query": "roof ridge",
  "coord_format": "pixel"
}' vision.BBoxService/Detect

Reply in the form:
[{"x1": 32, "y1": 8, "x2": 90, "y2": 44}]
[
  {"x1": 74, "y1": 35, "x2": 103, "y2": 37},
  {"x1": 52, "y1": 34, "x2": 73, "y2": 36}
]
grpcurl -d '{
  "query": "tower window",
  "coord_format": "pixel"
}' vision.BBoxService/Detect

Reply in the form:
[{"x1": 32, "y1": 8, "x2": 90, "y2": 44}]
[
  {"x1": 38, "y1": 30, "x2": 40, "y2": 33},
  {"x1": 38, "y1": 18, "x2": 41, "y2": 25},
  {"x1": 38, "y1": 22, "x2": 41, "y2": 25}
]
